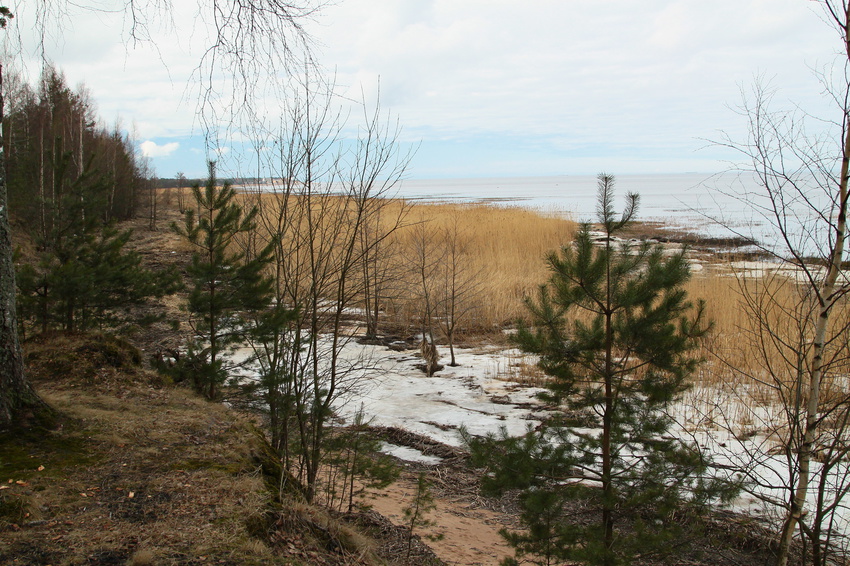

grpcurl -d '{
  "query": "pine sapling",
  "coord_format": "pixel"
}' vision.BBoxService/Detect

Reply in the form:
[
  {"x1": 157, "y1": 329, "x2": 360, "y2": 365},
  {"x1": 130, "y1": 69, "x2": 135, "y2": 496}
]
[{"x1": 404, "y1": 472, "x2": 443, "y2": 562}]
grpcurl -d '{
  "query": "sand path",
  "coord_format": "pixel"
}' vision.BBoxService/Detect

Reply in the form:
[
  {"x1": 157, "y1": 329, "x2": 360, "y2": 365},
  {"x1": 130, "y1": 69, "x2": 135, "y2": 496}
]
[{"x1": 364, "y1": 478, "x2": 514, "y2": 566}]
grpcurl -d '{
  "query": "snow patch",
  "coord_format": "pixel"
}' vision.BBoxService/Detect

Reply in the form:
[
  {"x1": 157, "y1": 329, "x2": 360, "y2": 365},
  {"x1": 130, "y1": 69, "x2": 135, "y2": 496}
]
[{"x1": 380, "y1": 442, "x2": 443, "y2": 465}]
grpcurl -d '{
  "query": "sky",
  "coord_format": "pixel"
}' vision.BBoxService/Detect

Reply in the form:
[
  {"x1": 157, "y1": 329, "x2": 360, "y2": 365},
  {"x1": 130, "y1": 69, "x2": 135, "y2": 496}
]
[{"x1": 5, "y1": 0, "x2": 843, "y2": 179}]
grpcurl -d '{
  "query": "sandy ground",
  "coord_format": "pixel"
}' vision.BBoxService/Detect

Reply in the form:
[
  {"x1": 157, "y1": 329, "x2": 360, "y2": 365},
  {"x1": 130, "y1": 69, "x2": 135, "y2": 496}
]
[{"x1": 364, "y1": 477, "x2": 514, "y2": 566}]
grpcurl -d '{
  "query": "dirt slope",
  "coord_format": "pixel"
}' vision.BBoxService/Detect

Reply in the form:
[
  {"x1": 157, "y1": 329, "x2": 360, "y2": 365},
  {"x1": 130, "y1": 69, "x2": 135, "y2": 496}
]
[{"x1": 0, "y1": 333, "x2": 449, "y2": 565}]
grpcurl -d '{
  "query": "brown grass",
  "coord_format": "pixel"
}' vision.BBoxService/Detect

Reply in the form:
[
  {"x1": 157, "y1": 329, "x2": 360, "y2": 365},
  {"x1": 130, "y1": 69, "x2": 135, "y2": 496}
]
[
  {"x1": 195, "y1": 192, "x2": 849, "y2": 401},
  {"x1": 0, "y1": 333, "x2": 415, "y2": 565},
  {"x1": 393, "y1": 202, "x2": 575, "y2": 328},
  {"x1": 244, "y1": 191, "x2": 576, "y2": 334}
]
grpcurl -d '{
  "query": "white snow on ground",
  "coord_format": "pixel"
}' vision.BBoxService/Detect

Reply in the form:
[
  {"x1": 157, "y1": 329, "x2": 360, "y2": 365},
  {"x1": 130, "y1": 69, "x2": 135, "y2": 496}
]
[
  {"x1": 338, "y1": 340, "x2": 850, "y2": 544},
  {"x1": 332, "y1": 342, "x2": 549, "y2": 448},
  {"x1": 379, "y1": 443, "x2": 443, "y2": 465},
  {"x1": 676, "y1": 384, "x2": 850, "y2": 545},
  {"x1": 238, "y1": 334, "x2": 849, "y2": 545},
  {"x1": 234, "y1": 337, "x2": 549, "y2": 450}
]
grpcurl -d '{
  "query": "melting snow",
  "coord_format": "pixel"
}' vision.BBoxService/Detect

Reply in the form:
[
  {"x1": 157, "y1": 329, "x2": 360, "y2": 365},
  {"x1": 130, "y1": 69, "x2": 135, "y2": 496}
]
[
  {"x1": 380, "y1": 443, "x2": 443, "y2": 465},
  {"x1": 238, "y1": 335, "x2": 849, "y2": 545}
]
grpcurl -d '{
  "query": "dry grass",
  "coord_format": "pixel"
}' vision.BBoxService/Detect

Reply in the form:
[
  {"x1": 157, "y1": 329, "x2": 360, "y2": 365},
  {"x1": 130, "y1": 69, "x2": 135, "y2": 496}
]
[
  {"x1": 683, "y1": 265, "x2": 850, "y2": 425},
  {"x1": 0, "y1": 351, "x2": 273, "y2": 564},
  {"x1": 485, "y1": 349, "x2": 551, "y2": 387},
  {"x1": 390, "y1": 202, "x2": 576, "y2": 328},
  {"x1": 0, "y1": 332, "x2": 411, "y2": 566},
  {"x1": 185, "y1": 192, "x2": 850, "y2": 403},
  {"x1": 243, "y1": 192, "x2": 576, "y2": 334}
]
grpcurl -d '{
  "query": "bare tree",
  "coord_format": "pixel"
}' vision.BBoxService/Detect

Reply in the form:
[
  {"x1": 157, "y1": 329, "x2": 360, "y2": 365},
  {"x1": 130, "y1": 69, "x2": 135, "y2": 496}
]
[
  {"x1": 406, "y1": 215, "x2": 444, "y2": 375},
  {"x1": 12, "y1": 1, "x2": 320, "y2": 135},
  {"x1": 713, "y1": 2, "x2": 850, "y2": 562},
  {"x1": 245, "y1": 75, "x2": 412, "y2": 502},
  {"x1": 359, "y1": 194, "x2": 406, "y2": 340},
  {"x1": 435, "y1": 211, "x2": 481, "y2": 367},
  {"x1": 702, "y1": 270, "x2": 850, "y2": 565}
]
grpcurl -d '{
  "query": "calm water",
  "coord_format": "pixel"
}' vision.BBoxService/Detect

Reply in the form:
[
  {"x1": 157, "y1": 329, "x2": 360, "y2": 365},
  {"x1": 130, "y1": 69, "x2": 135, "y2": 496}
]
[
  {"x1": 395, "y1": 173, "x2": 841, "y2": 257},
  {"x1": 396, "y1": 173, "x2": 749, "y2": 232},
  {"x1": 246, "y1": 172, "x2": 837, "y2": 255}
]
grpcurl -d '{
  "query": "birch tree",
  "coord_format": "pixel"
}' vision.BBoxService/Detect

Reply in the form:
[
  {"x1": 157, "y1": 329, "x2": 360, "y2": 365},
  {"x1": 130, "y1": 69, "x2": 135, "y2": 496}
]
[
  {"x1": 246, "y1": 76, "x2": 412, "y2": 502},
  {"x1": 0, "y1": 6, "x2": 39, "y2": 427},
  {"x1": 713, "y1": 3, "x2": 850, "y2": 563}
]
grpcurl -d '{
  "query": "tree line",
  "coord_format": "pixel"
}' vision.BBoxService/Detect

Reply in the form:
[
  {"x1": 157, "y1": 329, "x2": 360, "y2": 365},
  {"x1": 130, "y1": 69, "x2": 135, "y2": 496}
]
[
  {"x1": 4, "y1": 66, "x2": 148, "y2": 229},
  {"x1": 2, "y1": 66, "x2": 177, "y2": 336}
]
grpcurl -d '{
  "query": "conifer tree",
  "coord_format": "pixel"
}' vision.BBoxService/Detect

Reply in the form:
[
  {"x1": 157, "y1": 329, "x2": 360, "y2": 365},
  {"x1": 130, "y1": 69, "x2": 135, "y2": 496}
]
[
  {"x1": 404, "y1": 472, "x2": 441, "y2": 562},
  {"x1": 16, "y1": 155, "x2": 179, "y2": 334},
  {"x1": 468, "y1": 175, "x2": 731, "y2": 566},
  {"x1": 177, "y1": 161, "x2": 274, "y2": 400}
]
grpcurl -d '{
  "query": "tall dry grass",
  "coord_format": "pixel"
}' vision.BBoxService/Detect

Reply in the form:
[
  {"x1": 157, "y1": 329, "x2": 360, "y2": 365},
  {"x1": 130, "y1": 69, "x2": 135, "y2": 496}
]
[
  {"x1": 191, "y1": 191, "x2": 850, "y2": 398},
  {"x1": 686, "y1": 266, "x2": 850, "y2": 414},
  {"x1": 241, "y1": 192, "x2": 577, "y2": 335},
  {"x1": 381, "y1": 202, "x2": 850, "y2": 404},
  {"x1": 385, "y1": 202, "x2": 577, "y2": 331}
]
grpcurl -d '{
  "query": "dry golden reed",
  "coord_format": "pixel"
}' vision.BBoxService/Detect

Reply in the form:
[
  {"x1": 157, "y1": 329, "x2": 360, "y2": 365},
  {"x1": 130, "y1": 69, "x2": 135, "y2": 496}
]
[
  {"x1": 241, "y1": 192, "x2": 577, "y2": 334},
  {"x1": 388, "y1": 201, "x2": 577, "y2": 330},
  {"x1": 186, "y1": 191, "x2": 850, "y2": 397}
]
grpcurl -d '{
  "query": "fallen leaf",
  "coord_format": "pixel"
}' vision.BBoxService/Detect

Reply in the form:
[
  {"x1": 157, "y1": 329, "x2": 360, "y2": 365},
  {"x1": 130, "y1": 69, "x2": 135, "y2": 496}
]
[
  {"x1": 15, "y1": 480, "x2": 28, "y2": 486},
  {"x1": 37, "y1": 465, "x2": 45, "y2": 472},
  {"x1": 128, "y1": 491, "x2": 135, "y2": 499},
  {"x1": 0, "y1": 485, "x2": 9, "y2": 490}
]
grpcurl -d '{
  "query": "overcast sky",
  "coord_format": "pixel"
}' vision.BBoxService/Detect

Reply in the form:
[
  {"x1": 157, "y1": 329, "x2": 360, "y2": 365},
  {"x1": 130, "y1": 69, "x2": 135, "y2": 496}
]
[{"x1": 6, "y1": 0, "x2": 842, "y2": 179}]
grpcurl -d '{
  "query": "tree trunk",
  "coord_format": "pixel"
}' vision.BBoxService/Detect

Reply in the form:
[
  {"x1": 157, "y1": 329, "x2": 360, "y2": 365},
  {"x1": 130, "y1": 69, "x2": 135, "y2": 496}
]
[
  {"x1": 775, "y1": 65, "x2": 850, "y2": 566},
  {"x1": 0, "y1": 63, "x2": 38, "y2": 427},
  {"x1": 602, "y1": 310, "x2": 615, "y2": 566},
  {"x1": 602, "y1": 232, "x2": 615, "y2": 566}
]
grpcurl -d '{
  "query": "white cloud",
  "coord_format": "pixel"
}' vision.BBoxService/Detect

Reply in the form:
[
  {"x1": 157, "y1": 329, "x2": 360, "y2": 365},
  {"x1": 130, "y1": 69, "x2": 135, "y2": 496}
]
[
  {"x1": 9, "y1": 0, "x2": 845, "y2": 176},
  {"x1": 140, "y1": 141, "x2": 180, "y2": 158}
]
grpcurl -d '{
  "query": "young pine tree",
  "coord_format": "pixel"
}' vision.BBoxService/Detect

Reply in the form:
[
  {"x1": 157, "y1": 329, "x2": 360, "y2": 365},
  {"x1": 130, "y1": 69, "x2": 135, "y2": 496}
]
[
  {"x1": 177, "y1": 162, "x2": 273, "y2": 400},
  {"x1": 16, "y1": 155, "x2": 179, "y2": 334},
  {"x1": 468, "y1": 174, "x2": 733, "y2": 566},
  {"x1": 404, "y1": 472, "x2": 442, "y2": 562}
]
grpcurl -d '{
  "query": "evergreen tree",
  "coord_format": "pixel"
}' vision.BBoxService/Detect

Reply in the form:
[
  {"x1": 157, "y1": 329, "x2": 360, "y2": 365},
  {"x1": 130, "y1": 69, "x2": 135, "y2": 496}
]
[
  {"x1": 467, "y1": 175, "x2": 732, "y2": 566},
  {"x1": 403, "y1": 472, "x2": 442, "y2": 562},
  {"x1": 323, "y1": 409, "x2": 399, "y2": 513},
  {"x1": 177, "y1": 161, "x2": 274, "y2": 400},
  {"x1": 15, "y1": 154, "x2": 179, "y2": 334}
]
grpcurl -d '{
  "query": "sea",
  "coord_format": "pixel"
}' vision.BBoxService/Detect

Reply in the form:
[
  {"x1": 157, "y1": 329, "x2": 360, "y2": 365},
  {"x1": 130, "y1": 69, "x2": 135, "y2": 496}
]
[
  {"x1": 395, "y1": 173, "x2": 729, "y2": 227},
  {"x1": 393, "y1": 173, "x2": 842, "y2": 256},
  {"x1": 244, "y1": 172, "x2": 837, "y2": 256}
]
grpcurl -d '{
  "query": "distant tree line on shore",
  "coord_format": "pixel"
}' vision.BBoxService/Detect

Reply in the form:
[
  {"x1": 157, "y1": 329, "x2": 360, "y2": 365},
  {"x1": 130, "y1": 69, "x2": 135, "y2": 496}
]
[{"x1": 156, "y1": 176, "x2": 268, "y2": 189}]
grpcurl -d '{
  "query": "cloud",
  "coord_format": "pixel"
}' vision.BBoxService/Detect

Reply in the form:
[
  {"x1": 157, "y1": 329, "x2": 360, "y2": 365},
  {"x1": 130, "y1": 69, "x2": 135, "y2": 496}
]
[
  {"x1": 140, "y1": 141, "x2": 180, "y2": 158},
  {"x1": 17, "y1": 0, "x2": 842, "y2": 177}
]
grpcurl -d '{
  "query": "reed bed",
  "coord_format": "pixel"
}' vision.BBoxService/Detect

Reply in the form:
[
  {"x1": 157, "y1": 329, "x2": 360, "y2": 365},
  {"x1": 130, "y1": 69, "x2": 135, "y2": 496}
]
[
  {"x1": 386, "y1": 201, "x2": 577, "y2": 330},
  {"x1": 241, "y1": 191, "x2": 577, "y2": 334},
  {"x1": 686, "y1": 265, "x2": 850, "y2": 423},
  {"x1": 201, "y1": 191, "x2": 850, "y2": 405}
]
